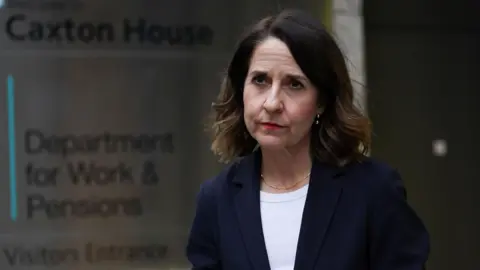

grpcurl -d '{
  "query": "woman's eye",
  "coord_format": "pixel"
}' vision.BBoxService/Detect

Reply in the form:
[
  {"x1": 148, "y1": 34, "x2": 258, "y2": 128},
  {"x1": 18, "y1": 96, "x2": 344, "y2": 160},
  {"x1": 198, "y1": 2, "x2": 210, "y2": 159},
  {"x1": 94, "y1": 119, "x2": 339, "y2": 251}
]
[
  {"x1": 290, "y1": 80, "x2": 304, "y2": 89},
  {"x1": 252, "y1": 74, "x2": 267, "y2": 85}
]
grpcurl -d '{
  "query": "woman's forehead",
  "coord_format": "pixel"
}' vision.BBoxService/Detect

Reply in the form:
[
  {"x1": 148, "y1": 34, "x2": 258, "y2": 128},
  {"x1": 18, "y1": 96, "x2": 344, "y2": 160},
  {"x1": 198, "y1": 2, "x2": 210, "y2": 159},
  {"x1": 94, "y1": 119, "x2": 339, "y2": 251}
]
[{"x1": 249, "y1": 37, "x2": 304, "y2": 76}]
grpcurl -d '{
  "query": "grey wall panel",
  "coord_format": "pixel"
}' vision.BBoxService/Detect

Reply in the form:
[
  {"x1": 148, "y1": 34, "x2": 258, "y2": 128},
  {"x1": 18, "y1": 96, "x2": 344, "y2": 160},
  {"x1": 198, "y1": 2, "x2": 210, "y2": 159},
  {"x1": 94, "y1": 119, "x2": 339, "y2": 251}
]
[{"x1": 0, "y1": 56, "x2": 227, "y2": 269}]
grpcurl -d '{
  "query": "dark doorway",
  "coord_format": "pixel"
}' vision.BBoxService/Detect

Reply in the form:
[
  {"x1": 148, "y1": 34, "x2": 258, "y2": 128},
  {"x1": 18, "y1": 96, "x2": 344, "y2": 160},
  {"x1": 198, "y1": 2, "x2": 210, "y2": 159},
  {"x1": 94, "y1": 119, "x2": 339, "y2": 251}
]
[{"x1": 365, "y1": 1, "x2": 480, "y2": 269}]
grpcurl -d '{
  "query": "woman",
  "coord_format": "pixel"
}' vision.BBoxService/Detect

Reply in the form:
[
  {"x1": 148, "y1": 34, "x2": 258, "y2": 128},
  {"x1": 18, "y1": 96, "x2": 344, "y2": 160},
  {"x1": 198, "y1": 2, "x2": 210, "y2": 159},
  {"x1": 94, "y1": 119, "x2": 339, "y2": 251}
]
[{"x1": 187, "y1": 9, "x2": 430, "y2": 270}]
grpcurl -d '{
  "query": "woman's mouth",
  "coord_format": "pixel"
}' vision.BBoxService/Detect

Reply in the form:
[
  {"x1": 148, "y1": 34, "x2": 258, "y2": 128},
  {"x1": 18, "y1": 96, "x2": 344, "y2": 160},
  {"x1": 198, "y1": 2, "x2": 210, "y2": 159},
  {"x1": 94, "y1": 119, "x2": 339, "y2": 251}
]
[{"x1": 260, "y1": 122, "x2": 285, "y2": 130}]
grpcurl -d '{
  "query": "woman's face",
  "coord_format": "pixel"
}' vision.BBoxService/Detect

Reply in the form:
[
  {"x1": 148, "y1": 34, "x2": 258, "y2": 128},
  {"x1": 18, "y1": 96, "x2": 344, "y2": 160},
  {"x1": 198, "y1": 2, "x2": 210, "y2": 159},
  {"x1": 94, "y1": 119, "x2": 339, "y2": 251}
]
[{"x1": 243, "y1": 37, "x2": 319, "y2": 151}]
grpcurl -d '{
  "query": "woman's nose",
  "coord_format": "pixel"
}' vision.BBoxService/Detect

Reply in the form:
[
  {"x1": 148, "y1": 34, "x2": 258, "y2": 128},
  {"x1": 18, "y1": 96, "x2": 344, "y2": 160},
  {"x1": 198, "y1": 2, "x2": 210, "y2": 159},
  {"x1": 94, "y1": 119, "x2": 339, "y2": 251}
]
[{"x1": 263, "y1": 84, "x2": 283, "y2": 112}]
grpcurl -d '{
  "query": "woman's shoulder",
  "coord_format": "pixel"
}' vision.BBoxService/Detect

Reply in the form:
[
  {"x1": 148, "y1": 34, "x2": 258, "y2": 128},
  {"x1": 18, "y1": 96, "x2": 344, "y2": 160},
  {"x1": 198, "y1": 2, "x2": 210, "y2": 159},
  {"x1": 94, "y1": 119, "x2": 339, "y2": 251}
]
[
  {"x1": 343, "y1": 157, "x2": 405, "y2": 197},
  {"x1": 198, "y1": 157, "x2": 244, "y2": 196},
  {"x1": 347, "y1": 156, "x2": 399, "y2": 178}
]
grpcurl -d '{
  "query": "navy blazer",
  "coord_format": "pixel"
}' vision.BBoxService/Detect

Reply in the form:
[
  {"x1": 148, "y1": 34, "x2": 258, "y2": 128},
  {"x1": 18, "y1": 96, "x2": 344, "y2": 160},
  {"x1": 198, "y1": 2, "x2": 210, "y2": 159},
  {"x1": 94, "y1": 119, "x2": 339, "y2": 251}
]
[{"x1": 186, "y1": 151, "x2": 430, "y2": 270}]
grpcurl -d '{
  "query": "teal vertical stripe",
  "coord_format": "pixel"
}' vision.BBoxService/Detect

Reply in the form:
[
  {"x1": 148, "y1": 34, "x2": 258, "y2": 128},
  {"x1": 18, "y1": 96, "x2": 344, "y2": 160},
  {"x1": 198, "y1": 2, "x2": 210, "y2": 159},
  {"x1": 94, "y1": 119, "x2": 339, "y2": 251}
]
[{"x1": 7, "y1": 75, "x2": 17, "y2": 221}]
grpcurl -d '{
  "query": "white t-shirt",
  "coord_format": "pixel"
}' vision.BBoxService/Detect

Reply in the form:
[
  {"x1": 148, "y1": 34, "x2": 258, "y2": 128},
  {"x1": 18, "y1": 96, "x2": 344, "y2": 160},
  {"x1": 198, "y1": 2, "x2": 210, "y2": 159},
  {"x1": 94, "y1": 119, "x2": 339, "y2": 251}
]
[{"x1": 260, "y1": 184, "x2": 309, "y2": 270}]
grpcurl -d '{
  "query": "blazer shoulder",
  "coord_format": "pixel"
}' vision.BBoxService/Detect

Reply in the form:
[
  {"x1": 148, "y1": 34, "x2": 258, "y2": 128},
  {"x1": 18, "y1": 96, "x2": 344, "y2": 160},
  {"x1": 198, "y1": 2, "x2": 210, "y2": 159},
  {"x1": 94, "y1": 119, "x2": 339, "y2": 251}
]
[
  {"x1": 200, "y1": 159, "x2": 242, "y2": 196},
  {"x1": 352, "y1": 157, "x2": 397, "y2": 175},
  {"x1": 347, "y1": 157, "x2": 404, "y2": 196}
]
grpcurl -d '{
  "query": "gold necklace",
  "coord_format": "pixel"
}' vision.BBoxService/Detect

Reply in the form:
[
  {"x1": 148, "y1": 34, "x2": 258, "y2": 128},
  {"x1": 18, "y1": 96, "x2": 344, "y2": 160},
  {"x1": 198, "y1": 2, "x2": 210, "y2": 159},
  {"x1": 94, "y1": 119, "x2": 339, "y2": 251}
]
[{"x1": 261, "y1": 172, "x2": 311, "y2": 191}]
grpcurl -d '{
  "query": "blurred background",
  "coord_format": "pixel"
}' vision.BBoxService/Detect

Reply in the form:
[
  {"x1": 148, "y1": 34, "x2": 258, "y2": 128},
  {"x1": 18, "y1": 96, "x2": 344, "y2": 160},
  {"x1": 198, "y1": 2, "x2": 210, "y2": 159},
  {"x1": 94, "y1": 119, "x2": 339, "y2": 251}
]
[{"x1": 0, "y1": 0, "x2": 478, "y2": 269}]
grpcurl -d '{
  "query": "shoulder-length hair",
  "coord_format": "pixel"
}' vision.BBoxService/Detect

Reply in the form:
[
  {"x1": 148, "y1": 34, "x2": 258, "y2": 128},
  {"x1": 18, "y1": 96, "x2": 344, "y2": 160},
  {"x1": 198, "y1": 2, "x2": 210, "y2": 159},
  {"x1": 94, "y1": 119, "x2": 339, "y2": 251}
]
[{"x1": 209, "y1": 9, "x2": 371, "y2": 166}]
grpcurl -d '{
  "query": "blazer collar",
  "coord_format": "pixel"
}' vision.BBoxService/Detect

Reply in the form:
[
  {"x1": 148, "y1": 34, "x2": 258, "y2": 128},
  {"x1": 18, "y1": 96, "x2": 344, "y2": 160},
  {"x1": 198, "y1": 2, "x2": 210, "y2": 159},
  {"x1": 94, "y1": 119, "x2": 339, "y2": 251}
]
[
  {"x1": 232, "y1": 150, "x2": 344, "y2": 270},
  {"x1": 232, "y1": 150, "x2": 269, "y2": 270}
]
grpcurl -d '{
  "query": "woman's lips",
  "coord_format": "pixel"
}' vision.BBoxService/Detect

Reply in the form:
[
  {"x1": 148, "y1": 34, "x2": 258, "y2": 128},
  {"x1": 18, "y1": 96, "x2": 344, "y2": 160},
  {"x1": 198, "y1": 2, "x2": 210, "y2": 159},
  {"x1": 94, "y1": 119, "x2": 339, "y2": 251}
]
[{"x1": 260, "y1": 122, "x2": 285, "y2": 130}]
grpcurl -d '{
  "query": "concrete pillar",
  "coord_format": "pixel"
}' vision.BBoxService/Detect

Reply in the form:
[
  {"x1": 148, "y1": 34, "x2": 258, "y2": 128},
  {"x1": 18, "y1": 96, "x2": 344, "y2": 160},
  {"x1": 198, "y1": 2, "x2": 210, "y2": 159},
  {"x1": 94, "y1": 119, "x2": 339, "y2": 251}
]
[{"x1": 330, "y1": 0, "x2": 366, "y2": 113}]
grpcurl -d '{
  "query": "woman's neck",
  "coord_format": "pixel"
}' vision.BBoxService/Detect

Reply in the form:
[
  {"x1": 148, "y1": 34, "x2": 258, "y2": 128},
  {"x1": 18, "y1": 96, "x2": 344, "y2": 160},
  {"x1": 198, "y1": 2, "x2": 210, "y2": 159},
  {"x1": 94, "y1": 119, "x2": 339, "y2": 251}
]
[{"x1": 260, "y1": 143, "x2": 312, "y2": 191}]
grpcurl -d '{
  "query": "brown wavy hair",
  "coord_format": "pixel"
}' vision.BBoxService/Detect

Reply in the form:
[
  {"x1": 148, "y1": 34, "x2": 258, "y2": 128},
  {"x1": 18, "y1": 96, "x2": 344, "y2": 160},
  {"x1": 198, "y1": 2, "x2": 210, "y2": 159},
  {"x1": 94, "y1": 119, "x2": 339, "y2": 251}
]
[{"x1": 209, "y1": 9, "x2": 371, "y2": 166}]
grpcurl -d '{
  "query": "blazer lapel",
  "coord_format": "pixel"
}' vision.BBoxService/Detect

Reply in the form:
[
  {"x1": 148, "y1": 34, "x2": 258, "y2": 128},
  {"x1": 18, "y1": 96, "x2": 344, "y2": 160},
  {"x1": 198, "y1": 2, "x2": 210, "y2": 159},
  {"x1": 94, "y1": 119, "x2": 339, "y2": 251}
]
[
  {"x1": 233, "y1": 151, "x2": 271, "y2": 270},
  {"x1": 294, "y1": 160, "x2": 343, "y2": 270}
]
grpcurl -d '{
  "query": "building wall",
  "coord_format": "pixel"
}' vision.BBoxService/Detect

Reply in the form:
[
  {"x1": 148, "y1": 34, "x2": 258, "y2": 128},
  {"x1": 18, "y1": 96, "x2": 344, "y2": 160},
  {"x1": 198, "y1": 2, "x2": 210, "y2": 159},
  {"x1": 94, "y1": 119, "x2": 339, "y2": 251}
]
[{"x1": 331, "y1": 0, "x2": 366, "y2": 112}]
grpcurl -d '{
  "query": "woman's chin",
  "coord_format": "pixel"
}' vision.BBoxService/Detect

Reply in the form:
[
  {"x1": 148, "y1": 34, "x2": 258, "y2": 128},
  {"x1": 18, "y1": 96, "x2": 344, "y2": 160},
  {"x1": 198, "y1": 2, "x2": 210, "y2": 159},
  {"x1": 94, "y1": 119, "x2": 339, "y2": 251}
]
[{"x1": 255, "y1": 136, "x2": 288, "y2": 150}]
